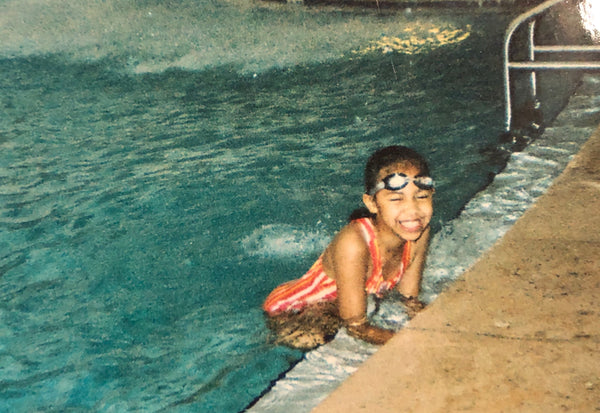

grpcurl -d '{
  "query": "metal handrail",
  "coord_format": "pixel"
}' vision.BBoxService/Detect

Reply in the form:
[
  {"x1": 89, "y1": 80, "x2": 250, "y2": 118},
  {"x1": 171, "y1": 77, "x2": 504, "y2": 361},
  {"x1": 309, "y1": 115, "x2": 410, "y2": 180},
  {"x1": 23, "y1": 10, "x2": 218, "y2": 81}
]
[{"x1": 503, "y1": 0, "x2": 600, "y2": 131}]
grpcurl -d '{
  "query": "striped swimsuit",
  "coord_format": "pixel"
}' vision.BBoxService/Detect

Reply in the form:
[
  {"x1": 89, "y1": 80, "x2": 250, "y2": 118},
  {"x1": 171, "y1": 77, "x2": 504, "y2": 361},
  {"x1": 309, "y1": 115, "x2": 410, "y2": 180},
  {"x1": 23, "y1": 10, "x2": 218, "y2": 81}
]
[{"x1": 263, "y1": 217, "x2": 412, "y2": 315}]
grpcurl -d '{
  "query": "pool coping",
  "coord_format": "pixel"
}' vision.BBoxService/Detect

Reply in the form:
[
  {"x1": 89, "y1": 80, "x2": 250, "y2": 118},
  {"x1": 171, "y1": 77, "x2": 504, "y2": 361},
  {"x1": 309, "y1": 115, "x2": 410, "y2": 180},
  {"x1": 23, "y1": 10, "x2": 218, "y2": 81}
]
[{"x1": 311, "y1": 112, "x2": 600, "y2": 410}]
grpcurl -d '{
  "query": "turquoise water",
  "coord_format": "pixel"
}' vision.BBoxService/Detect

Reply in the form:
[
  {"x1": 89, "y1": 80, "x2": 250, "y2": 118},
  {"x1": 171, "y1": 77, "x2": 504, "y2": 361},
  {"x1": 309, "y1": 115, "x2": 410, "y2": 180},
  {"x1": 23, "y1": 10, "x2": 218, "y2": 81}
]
[{"x1": 0, "y1": 3, "x2": 536, "y2": 412}]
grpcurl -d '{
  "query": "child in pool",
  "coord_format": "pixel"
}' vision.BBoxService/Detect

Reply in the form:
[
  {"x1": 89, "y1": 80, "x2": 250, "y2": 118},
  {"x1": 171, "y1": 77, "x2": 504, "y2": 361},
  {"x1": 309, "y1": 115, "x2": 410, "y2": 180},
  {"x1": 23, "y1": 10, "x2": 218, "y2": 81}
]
[{"x1": 263, "y1": 145, "x2": 434, "y2": 350}]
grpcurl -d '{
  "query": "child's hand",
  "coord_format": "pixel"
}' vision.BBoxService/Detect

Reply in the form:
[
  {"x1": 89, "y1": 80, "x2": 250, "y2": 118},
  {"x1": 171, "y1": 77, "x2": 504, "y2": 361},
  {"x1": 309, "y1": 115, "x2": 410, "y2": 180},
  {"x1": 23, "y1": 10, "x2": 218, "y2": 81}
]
[
  {"x1": 399, "y1": 294, "x2": 426, "y2": 319},
  {"x1": 344, "y1": 317, "x2": 395, "y2": 345}
]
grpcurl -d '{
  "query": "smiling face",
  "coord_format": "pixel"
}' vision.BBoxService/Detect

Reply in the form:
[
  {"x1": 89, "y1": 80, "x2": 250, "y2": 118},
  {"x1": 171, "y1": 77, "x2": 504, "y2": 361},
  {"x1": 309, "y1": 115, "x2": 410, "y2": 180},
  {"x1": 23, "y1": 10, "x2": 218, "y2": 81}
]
[{"x1": 362, "y1": 162, "x2": 434, "y2": 243}]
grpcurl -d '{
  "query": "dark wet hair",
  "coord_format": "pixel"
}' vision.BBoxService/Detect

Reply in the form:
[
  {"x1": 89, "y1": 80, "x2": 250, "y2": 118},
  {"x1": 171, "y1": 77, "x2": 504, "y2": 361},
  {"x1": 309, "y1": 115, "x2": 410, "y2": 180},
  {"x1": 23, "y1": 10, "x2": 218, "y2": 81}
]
[
  {"x1": 363, "y1": 145, "x2": 430, "y2": 194},
  {"x1": 349, "y1": 145, "x2": 431, "y2": 221}
]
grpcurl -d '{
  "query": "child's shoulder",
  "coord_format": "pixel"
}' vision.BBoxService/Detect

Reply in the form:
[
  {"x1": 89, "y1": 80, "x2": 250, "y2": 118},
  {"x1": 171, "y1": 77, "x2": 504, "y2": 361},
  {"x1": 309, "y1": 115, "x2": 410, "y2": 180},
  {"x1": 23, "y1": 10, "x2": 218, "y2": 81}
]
[
  {"x1": 322, "y1": 219, "x2": 372, "y2": 275},
  {"x1": 329, "y1": 219, "x2": 369, "y2": 254},
  {"x1": 340, "y1": 217, "x2": 368, "y2": 235}
]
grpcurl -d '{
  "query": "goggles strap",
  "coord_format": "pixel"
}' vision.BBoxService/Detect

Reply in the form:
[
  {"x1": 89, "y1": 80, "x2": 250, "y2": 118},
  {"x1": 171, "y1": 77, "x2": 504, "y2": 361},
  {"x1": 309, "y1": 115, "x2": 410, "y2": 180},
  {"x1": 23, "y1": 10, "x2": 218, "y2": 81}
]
[{"x1": 369, "y1": 173, "x2": 434, "y2": 195}]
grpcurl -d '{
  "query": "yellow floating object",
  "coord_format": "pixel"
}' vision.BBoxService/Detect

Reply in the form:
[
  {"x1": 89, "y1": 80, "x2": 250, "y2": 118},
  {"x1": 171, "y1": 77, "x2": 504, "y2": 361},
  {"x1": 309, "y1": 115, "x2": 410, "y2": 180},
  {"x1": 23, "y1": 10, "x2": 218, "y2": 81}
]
[{"x1": 352, "y1": 24, "x2": 471, "y2": 56}]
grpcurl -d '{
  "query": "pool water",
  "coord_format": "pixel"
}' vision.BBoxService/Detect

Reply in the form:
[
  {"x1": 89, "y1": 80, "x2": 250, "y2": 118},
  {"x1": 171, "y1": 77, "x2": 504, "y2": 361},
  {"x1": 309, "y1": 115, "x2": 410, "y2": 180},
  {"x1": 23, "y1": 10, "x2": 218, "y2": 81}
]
[{"x1": 0, "y1": 1, "x2": 584, "y2": 412}]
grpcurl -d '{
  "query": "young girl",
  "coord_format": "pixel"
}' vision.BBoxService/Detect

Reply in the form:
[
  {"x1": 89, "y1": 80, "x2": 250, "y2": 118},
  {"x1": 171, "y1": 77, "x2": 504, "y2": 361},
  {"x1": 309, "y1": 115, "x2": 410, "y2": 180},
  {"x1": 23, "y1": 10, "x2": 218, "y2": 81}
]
[{"x1": 263, "y1": 145, "x2": 434, "y2": 350}]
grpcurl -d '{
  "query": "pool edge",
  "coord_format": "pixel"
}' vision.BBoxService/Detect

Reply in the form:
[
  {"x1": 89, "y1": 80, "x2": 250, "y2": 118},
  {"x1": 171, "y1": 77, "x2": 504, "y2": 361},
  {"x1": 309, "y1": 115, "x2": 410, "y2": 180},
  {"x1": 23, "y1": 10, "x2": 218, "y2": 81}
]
[{"x1": 311, "y1": 116, "x2": 600, "y2": 411}]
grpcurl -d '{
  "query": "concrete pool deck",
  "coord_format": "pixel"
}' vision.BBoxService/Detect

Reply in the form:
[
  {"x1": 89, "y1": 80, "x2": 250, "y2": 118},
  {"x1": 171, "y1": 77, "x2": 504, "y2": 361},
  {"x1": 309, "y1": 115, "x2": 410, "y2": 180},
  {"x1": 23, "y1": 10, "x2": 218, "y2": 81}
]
[{"x1": 313, "y1": 127, "x2": 600, "y2": 410}]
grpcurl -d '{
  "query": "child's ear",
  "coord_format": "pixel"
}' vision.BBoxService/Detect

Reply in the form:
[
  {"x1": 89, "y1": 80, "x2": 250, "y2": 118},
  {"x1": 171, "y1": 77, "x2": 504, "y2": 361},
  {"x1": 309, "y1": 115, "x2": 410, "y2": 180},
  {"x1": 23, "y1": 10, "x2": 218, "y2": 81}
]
[{"x1": 362, "y1": 193, "x2": 378, "y2": 215}]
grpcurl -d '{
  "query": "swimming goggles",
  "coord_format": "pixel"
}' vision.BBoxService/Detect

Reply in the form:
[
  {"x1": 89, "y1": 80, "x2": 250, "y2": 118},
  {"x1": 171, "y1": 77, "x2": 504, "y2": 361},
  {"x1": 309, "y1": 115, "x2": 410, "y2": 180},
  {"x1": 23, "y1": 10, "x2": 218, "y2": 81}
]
[{"x1": 368, "y1": 173, "x2": 434, "y2": 195}]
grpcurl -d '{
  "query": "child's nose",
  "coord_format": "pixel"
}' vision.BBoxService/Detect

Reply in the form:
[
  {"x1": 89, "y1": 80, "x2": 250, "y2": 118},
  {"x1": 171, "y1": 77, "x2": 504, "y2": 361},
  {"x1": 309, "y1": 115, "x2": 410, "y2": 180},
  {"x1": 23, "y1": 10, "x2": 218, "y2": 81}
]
[{"x1": 404, "y1": 196, "x2": 420, "y2": 213}]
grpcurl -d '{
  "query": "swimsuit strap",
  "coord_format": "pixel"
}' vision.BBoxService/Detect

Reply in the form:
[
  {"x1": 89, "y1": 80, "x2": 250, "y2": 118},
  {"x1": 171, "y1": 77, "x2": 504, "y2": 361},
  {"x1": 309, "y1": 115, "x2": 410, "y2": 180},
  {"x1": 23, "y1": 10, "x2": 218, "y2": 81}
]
[
  {"x1": 387, "y1": 240, "x2": 411, "y2": 287},
  {"x1": 354, "y1": 218, "x2": 382, "y2": 293},
  {"x1": 355, "y1": 217, "x2": 411, "y2": 295}
]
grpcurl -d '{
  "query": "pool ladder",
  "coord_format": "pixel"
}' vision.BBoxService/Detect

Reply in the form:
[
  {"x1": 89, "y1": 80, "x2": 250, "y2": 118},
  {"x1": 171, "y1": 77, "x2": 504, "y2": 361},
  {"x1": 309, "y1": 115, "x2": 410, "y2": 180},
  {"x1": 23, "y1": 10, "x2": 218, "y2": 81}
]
[{"x1": 504, "y1": 0, "x2": 600, "y2": 133}]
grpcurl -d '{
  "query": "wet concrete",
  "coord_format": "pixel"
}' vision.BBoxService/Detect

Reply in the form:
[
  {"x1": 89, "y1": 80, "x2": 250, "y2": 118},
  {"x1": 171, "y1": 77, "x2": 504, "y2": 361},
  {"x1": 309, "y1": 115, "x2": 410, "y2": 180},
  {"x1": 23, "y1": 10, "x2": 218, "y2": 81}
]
[{"x1": 313, "y1": 99, "x2": 600, "y2": 411}]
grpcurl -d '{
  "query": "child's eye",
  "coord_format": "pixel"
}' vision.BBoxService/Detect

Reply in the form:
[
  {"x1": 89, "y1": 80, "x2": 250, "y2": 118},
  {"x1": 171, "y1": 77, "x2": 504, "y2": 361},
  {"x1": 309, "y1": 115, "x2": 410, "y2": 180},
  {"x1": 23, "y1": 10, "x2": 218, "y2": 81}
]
[{"x1": 417, "y1": 193, "x2": 431, "y2": 200}]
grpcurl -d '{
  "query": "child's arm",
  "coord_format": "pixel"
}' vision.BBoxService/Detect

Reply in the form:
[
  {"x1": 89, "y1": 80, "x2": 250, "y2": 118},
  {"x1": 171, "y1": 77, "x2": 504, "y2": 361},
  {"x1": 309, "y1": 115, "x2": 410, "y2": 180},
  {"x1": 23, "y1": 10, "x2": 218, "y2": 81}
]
[
  {"x1": 326, "y1": 224, "x2": 395, "y2": 345},
  {"x1": 396, "y1": 226, "x2": 430, "y2": 318}
]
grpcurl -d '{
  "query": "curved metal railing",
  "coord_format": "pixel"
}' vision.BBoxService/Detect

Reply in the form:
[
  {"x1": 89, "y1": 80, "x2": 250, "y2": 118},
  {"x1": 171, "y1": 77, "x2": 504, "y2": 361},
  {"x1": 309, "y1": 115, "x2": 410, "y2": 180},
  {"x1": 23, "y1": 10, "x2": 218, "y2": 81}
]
[{"x1": 503, "y1": 0, "x2": 600, "y2": 132}]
